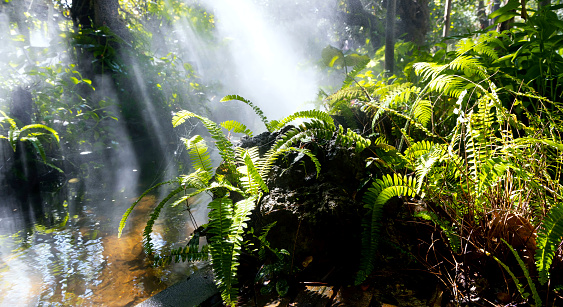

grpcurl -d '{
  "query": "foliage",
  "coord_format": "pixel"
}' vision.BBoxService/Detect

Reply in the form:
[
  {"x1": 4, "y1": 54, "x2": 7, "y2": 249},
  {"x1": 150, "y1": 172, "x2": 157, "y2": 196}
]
[
  {"x1": 120, "y1": 102, "x2": 330, "y2": 306},
  {"x1": 356, "y1": 173, "x2": 417, "y2": 285},
  {"x1": 325, "y1": 7, "x2": 563, "y2": 302},
  {"x1": 488, "y1": 239, "x2": 542, "y2": 306},
  {"x1": 0, "y1": 111, "x2": 59, "y2": 163},
  {"x1": 535, "y1": 203, "x2": 563, "y2": 285}
]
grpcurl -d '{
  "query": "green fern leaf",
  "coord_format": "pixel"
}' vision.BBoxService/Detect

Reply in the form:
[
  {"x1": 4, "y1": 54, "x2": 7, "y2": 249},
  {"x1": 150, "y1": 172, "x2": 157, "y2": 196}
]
[
  {"x1": 118, "y1": 180, "x2": 177, "y2": 238},
  {"x1": 173, "y1": 110, "x2": 235, "y2": 164},
  {"x1": 236, "y1": 147, "x2": 269, "y2": 194},
  {"x1": 221, "y1": 120, "x2": 253, "y2": 137},
  {"x1": 342, "y1": 58, "x2": 371, "y2": 88},
  {"x1": 220, "y1": 95, "x2": 270, "y2": 131},
  {"x1": 20, "y1": 124, "x2": 60, "y2": 142},
  {"x1": 415, "y1": 211, "x2": 460, "y2": 253},
  {"x1": 143, "y1": 186, "x2": 185, "y2": 256},
  {"x1": 356, "y1": 174, "x2": 417, "y2": 285},
  {"x1": 268, "y1": 110, "x2": 335, "y2": 132},
  {"x1": 182, "y1": 135, "x2": 213, "y2": 172},
  {"x1": 208, "y1": 196, "x2": 257, "y2": 306},
  {"x1": 536, "y1": 203, "x2": 563, "y2": 285}
]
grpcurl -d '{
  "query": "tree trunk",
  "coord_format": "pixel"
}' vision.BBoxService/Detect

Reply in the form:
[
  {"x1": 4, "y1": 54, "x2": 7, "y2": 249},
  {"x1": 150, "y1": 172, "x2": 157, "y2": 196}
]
[
  {"x1": 478, "y1": 0, "x2": 488, "y2": 29},
  {"x1": 442, "y1": 0, "x2": 452, "y2": 37},
  {"x1": 385, "y1": 0, "x2": 396, "y2": 77},
  {"x1": 396, "y1": 0, "x2": 429, "y2": 45},
  {"x1": 70, "y1": 0, "x2": 171, "y2": 181}
]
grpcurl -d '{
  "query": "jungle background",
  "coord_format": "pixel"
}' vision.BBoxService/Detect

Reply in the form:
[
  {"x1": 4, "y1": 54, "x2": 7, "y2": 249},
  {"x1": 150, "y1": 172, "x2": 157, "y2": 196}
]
[{"x1": 2, "y1": 0, "x2": 563, "y2": 306}]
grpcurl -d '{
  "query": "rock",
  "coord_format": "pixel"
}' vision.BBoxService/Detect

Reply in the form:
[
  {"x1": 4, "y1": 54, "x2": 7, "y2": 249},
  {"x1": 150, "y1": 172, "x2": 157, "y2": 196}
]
[{"x1": 136, "y1": 264, "x2": 218, "y2": 307}]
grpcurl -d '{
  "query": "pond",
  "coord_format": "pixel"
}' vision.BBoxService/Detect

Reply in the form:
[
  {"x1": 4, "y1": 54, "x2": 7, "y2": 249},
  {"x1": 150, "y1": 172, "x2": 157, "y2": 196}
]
[{"x1": 0, "y1": 148, "x2": 209, "y2": 306}]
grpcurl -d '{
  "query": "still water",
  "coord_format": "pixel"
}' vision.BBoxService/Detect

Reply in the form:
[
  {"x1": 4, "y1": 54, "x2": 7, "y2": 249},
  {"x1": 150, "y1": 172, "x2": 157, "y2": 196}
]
[{"x1": 0, "y1": 152, "x2": 208, "y2": 306}]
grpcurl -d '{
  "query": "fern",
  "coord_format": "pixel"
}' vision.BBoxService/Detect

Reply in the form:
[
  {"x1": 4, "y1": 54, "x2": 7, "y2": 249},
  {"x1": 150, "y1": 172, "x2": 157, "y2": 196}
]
[
  {"x1": 327, "y1": 87, "x2": 370, "y2": 104},
  {"x1": 342, "y1": 58, "x2": 371, "y2": 89},
  {"x1": 236, "y1": 147, "x2": 269, "y2": 194},
  {"x1": 489, "y1": 250, "x2": 533, "y2": 305},
  {"x1": 118, "y1": 180, "x2": 177, "y2": 238},
  {"x1": 536, "y1": 203, "x2": 563, "y2": 285},
  {"x1": 0, "y1": 111, "x2": 59, "y2": 156},
  {"x1": 415, "y1": 211, "x2": 460, "y2": 253},
  {"x1": 220, "y1": 95, "x2": 271, "y2": 131},
  {"x1": 501, "y1": 239, "x2": 542, "y2": 307},
  {"x1": 356, "y1": 174, "x2": 417, "y2": 285},
  {"x1": 142, "y1": 186, "x2": 186, "y2": 256},
  {"x1": 274, "y1": 119, "x2": 371, "y2": 153},
  {"x1": 221, "y1": 120, "x2": 253, "y2": 137},
  {"x1": 258, "y1": 147, "x2": 321, "y2": 180},
  {"x1": 208, "y1": 197, "x2": 257, "y2": 306},
  {"x1": 154, "y1": 231, "x2": 210, "y2": 266},
  {"x1": 268, "y1": 109, "x2": 335, "y2": 132},
  {"x1": 173, "y1": 110, "x2": 235, "y2": 164},
  {"x1": 182, "y1": 135, "x2": 213, "y2": 172},
  {"x1": 257, "y1": 221, "x2": 278, "y2": 261}
]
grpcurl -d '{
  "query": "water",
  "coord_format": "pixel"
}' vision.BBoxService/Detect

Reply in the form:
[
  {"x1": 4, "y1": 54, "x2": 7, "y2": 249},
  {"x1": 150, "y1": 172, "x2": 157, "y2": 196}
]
[{"x1": 0, "y1": 152, "x2": 208, "y2": 306}]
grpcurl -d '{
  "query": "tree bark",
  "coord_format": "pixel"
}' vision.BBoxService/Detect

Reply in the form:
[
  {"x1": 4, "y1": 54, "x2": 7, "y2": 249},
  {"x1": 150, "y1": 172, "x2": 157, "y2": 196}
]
[
  {"x1": 385, "y1": 0, "x2": 396, "y2": 77},
  {"x1": 70, "y1": 0, "x2": 170, "y2": 180},
  {"x1": 442, "y1": 0, "x2": 452, "y2": 37},
  {"x1": 478, "y1": 0, "x2": 488, "y2": 29},
  {"x1": 396, "y1": 0, "x2": 429, "y2": 45}
]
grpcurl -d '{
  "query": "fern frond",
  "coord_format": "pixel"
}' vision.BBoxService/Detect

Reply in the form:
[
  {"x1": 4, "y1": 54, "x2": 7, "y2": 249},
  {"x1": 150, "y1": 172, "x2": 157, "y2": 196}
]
[
  {"x1": 258, "y1": 222, "x2": 278, "y2": 261},
  {"x1": 258, "y1": 147, "x2": 321, "y2": 180},
  {"x1": 154, "y1": 231, "x2": 209, "y2": 266},
  {"x1": 143, "y1": 186, "x2": 185, "y2": 256},
  {"x1": 236, "y1": 147, "x2": 268, "y2": 194},
  {"x1": 342, "y1": 58, "x2": 371, "y2": 88},
  {"x1": 412, "y1": 99, "x2": 432, "y2": 127},
  {"x1": 0, "y1": 110, "x2": 17, "y2": 129},
  {"x1": 268, "y1": 110, "x2": 335, "y2": 132},
  {"x1": 327, "y1": 87, "x2": 370, "y2": 104},
  {"x1": 414, "y1": 62, "x2": 445, "y2": 81},
  {"x1": 220, "y1": 95, "x2": 270, "y2": 131},
  {"x1": 221, "y1": 120, "x2": 253, "y2": 137},
  {"x1": 118, "y1": 180, "x2": 177, "y2": 238},
  {"x1": 173, "y1": 110, "x2": 235, "y2": 163},
  {"x1": 182, "y1": 135, "x2": 213, "y2": 172},
  {"x1": 415, "y1": 211, "x2": 460, "y2": 253},
  {"x1": 501, "y1": 238, "x2": 542, "y2": 307},
  {"x1": 180, "y1": 168, "x2": 212, "y2": 190},
  {"x1": 448, "y1": 55, "x2": 488, "y2": 79},
  {"x1": 207, "y1": 197, "x2": 237, "y2": 305},
  {"x1": 208, "y1": 196, "x2": 257, "y2": 306},
  {"x1": 356, "y1": 174, "x2": 417, "y2": 285},
  {"x1": 19, "y1": 124, "x2": 60, "y2": 142},
  {"x1": 274, "y1": 119, "x2": 336, "y2": 151},
  {"x1": 26, "y1": 137, "x2": 47, "y2": 162},
  {"x1": 489, "y1": 251, "x2": 532, "y2": 304},
  {"x1": 336, "y1": 125, "x2": 371, "y2": 152},
  {"x1": 536, "y1": 203, "x2": 563, "y2": 285}
]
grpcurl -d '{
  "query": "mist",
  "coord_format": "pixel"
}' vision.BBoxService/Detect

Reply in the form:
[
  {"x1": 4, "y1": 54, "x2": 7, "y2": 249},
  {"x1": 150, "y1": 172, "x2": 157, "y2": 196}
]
[{"x1": 170, "y1": 0, "x2": 339, "y2": 128}]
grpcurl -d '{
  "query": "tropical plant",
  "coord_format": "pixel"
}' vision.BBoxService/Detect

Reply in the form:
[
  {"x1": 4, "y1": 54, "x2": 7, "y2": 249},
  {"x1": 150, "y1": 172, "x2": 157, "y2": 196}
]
[
  {"x1": 325, "y1": 10, "x2": 563, "y2": 301},
  {"x1": 0, "y1": 111, "x2": 60, "y2": 164}
]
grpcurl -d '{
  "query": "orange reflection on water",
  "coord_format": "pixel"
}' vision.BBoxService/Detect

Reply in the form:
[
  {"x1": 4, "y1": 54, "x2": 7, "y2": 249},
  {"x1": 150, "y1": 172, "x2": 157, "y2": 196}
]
[{"x1": 0, "y1": 194, "x2": 193, "y2": 306}]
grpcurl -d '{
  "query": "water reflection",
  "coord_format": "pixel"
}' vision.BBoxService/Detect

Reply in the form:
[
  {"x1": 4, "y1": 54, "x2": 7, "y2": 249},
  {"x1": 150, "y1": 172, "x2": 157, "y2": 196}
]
[{"x1": 0, "y1": 188, "x2": 200, "y2": 306}]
